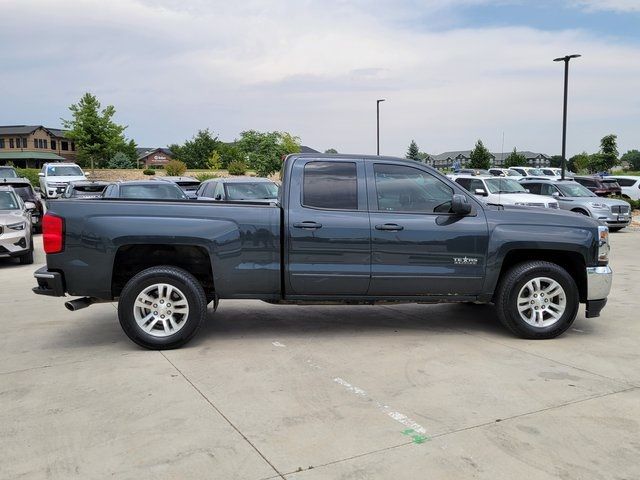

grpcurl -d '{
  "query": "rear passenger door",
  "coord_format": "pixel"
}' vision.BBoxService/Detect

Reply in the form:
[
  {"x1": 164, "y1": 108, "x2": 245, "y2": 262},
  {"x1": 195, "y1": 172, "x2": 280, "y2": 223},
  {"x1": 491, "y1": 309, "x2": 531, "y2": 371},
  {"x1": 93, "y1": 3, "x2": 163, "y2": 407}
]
[
  {"x1": 286, "y1": 158, "x2": 371, "y2": 296},
  {"x1": 367, "y1": 162, "x2": 488, "y2": 296}
]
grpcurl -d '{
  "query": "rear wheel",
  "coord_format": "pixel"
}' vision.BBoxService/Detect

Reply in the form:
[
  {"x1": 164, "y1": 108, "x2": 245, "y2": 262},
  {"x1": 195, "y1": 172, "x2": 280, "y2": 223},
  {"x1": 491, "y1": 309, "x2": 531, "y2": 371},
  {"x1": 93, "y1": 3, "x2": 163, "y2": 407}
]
[
  {"x1": 118, "y1": 266, "x2": 208, "y2": 349},
  {"x1": 495, "y1": 261, "x2": 579, "y2": 339}
]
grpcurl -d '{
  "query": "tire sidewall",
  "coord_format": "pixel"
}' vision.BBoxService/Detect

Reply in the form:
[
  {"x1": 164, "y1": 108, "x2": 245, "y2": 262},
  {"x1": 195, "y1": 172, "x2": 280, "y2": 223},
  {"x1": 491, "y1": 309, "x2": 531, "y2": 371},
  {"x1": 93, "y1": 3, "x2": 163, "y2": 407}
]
[
  {"x1": 503, "y1": 263, "x2": 579, "y2": 338},
  {"x1": 118, "y1": 269, "x2": 206, "y2": 349}
]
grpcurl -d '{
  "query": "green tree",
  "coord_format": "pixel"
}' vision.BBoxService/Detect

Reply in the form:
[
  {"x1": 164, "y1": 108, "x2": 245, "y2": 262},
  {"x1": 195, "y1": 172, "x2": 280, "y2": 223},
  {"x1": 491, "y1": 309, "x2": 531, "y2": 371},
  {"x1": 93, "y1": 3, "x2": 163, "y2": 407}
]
[
  {"x1": 406, "y1": 140, "x2": 420, "y2": 160},
  {"x1": 215, "y1": 143, "x2": 244, "y2": 168},
  {"x1": 106, "y1": 151, "x2": 135, "y2": 169},
  {"x1": 549, "y1": 155, "x2": 563, "y2": 168},
  {"x1": 324, "y1": 148, "x2": 338, "y2": 154},
  {"x1": 503, "y1": 148, "x2": 527, "y2": 168},
  {"x1": 468, "y1": 140, "x2": 492, "y2": 169},
  {"x1": 174, "y1": 129, "x2": 220, "y2": 169},
  {"x1": 569, "y1": 152, "x2": 592, "y2": 173},
  {"x1": 207, "y1": 151, "x2": 222, "y2": 170},
  {"x1": 590, "y1": 134, "x2": 619, "y2": 172},
  {"x1": 621, "y1": 149, "x2": 640, "y2": 170},
  {"x1": 237, "y1": 130, "x2": 301, "y2": 177},
  {"x1": 62, "y1": 92, "x2": 136, "y2": 170}
]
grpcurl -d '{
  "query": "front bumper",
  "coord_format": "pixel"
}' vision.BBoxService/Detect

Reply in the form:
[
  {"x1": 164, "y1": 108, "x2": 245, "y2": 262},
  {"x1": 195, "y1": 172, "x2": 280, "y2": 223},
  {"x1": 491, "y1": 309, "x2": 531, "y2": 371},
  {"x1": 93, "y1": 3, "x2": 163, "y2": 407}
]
[
  {"x1": 585, "y1": 265, "x2": 612, "y2": 318},
  {"x1": 0, "y1": 227, "x2": 30, "y2": 257},
  {"x1": 33, "y1": 267, "x2": 66, "y2": 297},
  {"x1": 592, "y1": 211, "x2": 631, "y2": 228}
]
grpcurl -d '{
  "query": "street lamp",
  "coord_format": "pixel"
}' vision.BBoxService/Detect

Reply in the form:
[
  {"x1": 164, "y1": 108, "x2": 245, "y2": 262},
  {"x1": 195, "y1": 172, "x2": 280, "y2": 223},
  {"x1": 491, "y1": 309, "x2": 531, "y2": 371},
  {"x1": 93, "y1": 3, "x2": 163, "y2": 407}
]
[
  {"x1": 553, "y1": 54, "x2": 581, "y2": 180},
  {"x1": 376, "y1": 99, "x2": 385, "y2": 155}
]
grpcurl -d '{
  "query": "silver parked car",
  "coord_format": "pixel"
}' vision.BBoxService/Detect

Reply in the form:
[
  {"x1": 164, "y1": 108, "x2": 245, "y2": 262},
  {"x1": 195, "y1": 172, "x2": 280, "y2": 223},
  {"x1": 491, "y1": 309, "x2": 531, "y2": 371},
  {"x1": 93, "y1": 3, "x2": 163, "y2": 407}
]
[
  {"x1": 0, "y1": 186, "x2": 34, "y2": 264},
  {"x1": 521, "y1": 179, "x2": 631, "y2": 231},
  {"x1": 196, "y1": 177, "x2": 279, "y2": 202}
]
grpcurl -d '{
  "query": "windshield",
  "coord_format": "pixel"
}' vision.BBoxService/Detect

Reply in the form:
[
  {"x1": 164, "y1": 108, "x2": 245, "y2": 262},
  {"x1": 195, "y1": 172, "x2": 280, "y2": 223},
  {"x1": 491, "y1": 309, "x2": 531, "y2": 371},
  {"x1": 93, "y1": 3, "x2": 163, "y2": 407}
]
[
  {"x1": 0, "y1": 168, "x2": 18, "y2": 178},
  {"x1": 225, "y1": 182, "x2": 279, "y2": 200},
  {"x1": 527, "y1": 168, "x2": 544, "y2": 176},
  {"x1": 505, "y1": 170, "x2": 521, "y2": 176},
  {"x1": 47, "y1": 165, "x2": 83, "y2": 177},
  {"x1": 557, "y1": 183, "x2": 596, "y2": 197},
  {"x1": 0, "y1": 191, "x2": 20, "y2": 210},
  {"x1": 119, "y1": 184, "x2": 187, "y2": 199},
  {"x1": 485, "y1": 178, "x2": 527, "y2": 194}
]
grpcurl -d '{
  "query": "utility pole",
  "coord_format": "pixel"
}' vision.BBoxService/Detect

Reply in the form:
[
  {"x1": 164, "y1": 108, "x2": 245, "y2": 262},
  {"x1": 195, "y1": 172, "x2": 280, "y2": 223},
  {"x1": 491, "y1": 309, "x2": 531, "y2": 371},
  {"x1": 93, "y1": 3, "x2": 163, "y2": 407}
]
[{"x1": 553, "y1": 54, "x2": 581, "y2": 180}]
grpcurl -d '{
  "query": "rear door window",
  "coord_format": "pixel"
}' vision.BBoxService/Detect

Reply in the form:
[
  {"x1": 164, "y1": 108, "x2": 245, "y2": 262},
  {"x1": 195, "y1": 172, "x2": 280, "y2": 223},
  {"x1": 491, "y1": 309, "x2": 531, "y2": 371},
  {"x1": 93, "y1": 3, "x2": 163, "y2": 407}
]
[{"x1": 303, "y1": 161, "x2": 358, "y2": 210}]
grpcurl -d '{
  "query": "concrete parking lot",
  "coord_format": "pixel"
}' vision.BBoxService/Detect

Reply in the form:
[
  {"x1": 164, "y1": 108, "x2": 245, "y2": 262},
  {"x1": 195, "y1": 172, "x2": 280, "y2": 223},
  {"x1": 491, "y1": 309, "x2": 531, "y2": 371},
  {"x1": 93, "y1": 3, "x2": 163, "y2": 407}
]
[{"x1": 2, "y1": 232, "x2": 639, "y2": 480}]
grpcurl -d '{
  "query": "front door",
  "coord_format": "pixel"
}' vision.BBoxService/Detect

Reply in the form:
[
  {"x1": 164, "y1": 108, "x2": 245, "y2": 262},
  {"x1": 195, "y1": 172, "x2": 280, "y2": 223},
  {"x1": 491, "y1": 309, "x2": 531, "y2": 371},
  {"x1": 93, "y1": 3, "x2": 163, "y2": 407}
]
[
  {"x1": 286, "y1": 158, "x2": 371, "y2": 295},
  {"x1": 366, "y1": 162, "x2": 488, "y2": 296}
]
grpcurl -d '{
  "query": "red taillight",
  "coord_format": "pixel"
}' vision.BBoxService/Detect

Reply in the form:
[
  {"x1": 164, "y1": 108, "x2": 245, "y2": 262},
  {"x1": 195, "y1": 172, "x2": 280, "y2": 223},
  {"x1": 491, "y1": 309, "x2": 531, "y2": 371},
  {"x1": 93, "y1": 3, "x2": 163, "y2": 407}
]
[{"x1": 43, "y1": 213, "x2": 64, "y2": 254}]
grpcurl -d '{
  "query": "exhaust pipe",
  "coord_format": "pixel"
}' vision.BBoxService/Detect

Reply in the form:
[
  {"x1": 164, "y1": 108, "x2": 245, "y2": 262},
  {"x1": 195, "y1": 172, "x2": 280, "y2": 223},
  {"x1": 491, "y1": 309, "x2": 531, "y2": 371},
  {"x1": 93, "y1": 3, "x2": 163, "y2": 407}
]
[{"x1": 65, "y1": 297, "x2": 99, "y2": 311}]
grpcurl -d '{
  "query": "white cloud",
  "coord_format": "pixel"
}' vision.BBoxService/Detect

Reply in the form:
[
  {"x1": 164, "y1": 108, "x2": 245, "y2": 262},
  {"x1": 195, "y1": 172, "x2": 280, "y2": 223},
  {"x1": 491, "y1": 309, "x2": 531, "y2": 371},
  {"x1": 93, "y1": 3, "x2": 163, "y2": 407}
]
[
  {"x1": 572, "y1": 0, "x2": 640, "y2": 12},
  {"x1": 0, "y1": 0, "x2": 638, "y2": 156}
]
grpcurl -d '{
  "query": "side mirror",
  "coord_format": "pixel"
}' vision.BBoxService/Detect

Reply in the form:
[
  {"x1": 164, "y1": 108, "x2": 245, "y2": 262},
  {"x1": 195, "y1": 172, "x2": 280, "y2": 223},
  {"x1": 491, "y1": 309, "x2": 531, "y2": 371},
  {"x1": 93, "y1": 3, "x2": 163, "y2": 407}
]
[
  {"x1": 24, "y1": 201, "x2": 36, "y2": 210},
  {"x1": 474, "y1": 188, "x2": 488, "y2": 197},
  {"x1": 38, "y1": 172, "x2": 44, "y2": 177},
  {"x1": 451, "y1": 194, "x2": 472, "y2": 215},
  {"x1": 552, "y1": 191, "x2": 560, "y2": 197},
  {"x1": 85, "y1": 172, "x2": 91, "y2": 177},
  {"x1": 525, "y1": 189, "x2": 530, "y2": 193},
  {"x1": 215, "y1": 194, "x2": 222, "y2": 200},
  {"x1": 34, "y1": 187, "x2": 41, "y2": 193}
]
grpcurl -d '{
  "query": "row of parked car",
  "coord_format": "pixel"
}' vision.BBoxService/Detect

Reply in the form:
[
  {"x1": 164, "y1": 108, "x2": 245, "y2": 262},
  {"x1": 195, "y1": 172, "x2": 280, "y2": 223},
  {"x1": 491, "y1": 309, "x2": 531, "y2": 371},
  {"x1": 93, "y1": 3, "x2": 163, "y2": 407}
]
[{"x1": 448, "y1": 167, "x2": 635, "y2": 231}]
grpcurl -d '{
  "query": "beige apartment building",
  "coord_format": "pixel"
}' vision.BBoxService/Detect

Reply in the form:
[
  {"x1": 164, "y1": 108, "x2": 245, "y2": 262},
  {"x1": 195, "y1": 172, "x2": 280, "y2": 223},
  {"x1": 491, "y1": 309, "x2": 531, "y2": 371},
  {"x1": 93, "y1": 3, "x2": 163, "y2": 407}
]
[{"x1": 0, "y1": 125, "x2": 77, "y2": 168}]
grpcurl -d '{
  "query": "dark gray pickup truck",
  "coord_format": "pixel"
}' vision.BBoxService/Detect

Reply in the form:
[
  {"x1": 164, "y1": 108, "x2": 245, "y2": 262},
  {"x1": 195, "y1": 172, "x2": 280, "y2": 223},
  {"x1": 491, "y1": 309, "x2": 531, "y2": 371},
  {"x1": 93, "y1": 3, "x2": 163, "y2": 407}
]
[{"x1": 33, "y1": 154, "x2": 613, "y2": 349}]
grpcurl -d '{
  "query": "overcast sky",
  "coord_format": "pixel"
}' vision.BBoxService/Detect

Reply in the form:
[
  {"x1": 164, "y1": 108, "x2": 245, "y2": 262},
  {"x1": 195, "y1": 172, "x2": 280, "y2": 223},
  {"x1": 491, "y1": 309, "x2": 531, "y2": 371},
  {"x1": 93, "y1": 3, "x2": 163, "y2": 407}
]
[{"x1": 1, "y1": 0, "x2": 638, "y2": 157}]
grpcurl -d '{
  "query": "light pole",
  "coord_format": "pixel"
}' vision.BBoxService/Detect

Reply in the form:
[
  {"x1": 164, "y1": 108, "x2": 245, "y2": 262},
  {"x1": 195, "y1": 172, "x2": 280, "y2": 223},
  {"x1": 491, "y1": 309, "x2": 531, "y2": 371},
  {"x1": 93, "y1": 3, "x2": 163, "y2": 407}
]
[
  {"x1": 553, "y1": 54, "x2": 581, "y2": 180},
  {"x1": 376, "y1": 99, "x2": 385, "y2": 155}
]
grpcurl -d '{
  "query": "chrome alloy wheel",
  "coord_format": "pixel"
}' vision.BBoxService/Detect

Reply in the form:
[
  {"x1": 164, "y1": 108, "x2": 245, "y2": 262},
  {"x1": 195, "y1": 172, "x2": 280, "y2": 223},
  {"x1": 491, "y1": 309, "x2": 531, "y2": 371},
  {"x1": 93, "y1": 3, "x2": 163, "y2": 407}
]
[
  {"x1": 517, "y1": 277, "x2": 566, "y2": 328},
  {"x1": 133, "y1": 283, "x2": 190, "y2": 337}
]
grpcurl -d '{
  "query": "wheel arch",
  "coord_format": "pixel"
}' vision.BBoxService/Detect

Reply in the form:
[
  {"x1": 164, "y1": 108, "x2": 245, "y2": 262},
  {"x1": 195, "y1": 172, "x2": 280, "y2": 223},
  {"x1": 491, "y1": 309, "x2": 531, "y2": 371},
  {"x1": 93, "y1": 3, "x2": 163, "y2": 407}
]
[
  {"x1": 493, "y1": 249, "x2": 587, "y2": 303},
  {"x1": 111, "y1": 244, "x2": 214, "y2": 299}
]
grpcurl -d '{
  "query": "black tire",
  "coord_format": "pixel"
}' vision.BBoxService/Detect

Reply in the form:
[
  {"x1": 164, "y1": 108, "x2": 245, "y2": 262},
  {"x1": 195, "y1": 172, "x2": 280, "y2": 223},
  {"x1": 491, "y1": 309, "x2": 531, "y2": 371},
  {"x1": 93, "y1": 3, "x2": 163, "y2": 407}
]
[
  {"x1": 118, "y1": 266, "x2": 208, "y2": 349},
  {"x1": 19, "y1": 249, "x2": 34, "y2": 265},
  {"x1": 495, "y1": 261, "x2": 579, "y2": 339}
]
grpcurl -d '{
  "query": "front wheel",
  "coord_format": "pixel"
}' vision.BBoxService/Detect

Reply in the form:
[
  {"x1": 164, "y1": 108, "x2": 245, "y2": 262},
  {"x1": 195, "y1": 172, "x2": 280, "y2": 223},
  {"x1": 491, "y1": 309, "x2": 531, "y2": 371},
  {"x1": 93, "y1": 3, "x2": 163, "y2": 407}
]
[
  {"x1": 494, "y1": 261, "x2": 579, "y2": 339},
  {"x1": 118, "y1": 266, "x2": 208, "y2": 349}
]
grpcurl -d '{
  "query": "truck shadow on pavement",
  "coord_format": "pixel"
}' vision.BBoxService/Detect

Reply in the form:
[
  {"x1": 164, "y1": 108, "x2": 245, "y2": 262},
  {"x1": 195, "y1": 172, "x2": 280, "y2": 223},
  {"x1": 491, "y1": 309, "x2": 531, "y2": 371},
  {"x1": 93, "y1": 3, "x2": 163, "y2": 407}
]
[{"x1": 53, "y1": 301, "x2": 595, "y2": 350}]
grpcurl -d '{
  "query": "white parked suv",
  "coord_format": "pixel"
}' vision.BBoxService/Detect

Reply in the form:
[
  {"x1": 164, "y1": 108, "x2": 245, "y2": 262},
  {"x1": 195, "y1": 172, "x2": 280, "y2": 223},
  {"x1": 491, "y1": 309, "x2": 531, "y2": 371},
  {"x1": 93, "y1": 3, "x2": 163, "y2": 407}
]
[
  {"x1": 453, "y1": 175, "x2": 559, "y2": 209},
  {"x1": 607, "y1": 175, "x2": 640, "y2": 201},
  {"x1": 0, "y1": 186, "x2": 34, "y2": 264},
  {"x1": 38, "y1": 163, "x2": 87, "y2": 199}
]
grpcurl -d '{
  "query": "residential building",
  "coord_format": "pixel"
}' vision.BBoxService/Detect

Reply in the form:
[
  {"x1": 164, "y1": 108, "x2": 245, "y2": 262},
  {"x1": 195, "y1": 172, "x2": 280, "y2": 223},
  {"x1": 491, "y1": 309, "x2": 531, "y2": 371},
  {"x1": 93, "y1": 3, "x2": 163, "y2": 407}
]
[
  {"x1": 0, "y1": 125, "x2": 77, "y2": 168},
  {"x1": 428, "y1": 150, "x2": 551, "y2": 170}
]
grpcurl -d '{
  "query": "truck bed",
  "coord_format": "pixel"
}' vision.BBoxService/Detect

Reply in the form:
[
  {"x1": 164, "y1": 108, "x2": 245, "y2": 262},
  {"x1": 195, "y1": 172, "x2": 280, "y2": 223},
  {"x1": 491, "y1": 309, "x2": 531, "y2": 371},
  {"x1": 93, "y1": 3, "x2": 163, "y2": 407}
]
[{"x1": 44, "y1": 198, "x2": 282, "y2": 300}]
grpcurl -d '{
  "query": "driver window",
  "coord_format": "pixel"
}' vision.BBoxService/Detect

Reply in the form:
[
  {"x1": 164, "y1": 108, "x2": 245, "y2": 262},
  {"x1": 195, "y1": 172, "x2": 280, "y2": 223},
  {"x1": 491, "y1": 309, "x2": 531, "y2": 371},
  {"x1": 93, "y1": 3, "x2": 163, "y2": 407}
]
[{"x1": 373, "y1": 164, "x2": 453, "y2": 213}]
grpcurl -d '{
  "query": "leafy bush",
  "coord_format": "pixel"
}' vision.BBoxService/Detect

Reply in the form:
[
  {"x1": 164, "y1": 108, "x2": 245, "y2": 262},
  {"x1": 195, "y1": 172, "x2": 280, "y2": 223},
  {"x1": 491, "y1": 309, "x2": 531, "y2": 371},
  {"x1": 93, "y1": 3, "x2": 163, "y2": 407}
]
[
  {"x1": 143, "y1": 168, "x2": 155, "y2": 176},
  {"x1": 207, "y1": 151, "x2": 222, "y2": 170},
  {"x1": 107, "y1": 152, "x2": 135, "y2": 169},
  {"x1": 165, "y1": 160, "x2": 187, "y2": 176},
  {"x1": 228, "y1": 160, "x2": 247, "y2": 176},
  {"x1": 195, "y1": 172, "x2": 219, "y2": 182},
  {"x1": 16, "y1": 168, "x2": 40, "y2": 187}
]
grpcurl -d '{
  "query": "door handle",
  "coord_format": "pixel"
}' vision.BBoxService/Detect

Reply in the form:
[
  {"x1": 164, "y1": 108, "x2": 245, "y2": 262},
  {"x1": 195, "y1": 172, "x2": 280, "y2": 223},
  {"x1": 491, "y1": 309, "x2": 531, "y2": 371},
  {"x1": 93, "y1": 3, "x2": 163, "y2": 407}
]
[
  {"x1": 375, "y1": 223, "x2": 404, "y2": 231},
  {"x1": 293, "y1": 221, "x2": 323, "y2": 229}
]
